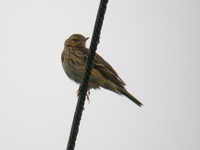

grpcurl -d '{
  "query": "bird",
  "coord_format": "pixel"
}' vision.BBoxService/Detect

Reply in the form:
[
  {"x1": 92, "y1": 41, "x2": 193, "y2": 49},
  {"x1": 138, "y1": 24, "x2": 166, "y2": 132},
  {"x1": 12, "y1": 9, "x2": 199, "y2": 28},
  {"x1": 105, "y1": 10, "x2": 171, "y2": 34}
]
[{"x1": 61, "y1": 34, "x2": 143, "y2": 107}]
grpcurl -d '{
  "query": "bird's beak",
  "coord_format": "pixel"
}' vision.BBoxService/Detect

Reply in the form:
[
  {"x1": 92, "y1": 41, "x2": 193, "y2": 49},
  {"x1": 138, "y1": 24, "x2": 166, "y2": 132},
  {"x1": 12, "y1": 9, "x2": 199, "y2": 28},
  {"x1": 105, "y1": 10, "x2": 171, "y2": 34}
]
[{"x1": 85, "y1": 37, "x2": 89, "y2": 41}]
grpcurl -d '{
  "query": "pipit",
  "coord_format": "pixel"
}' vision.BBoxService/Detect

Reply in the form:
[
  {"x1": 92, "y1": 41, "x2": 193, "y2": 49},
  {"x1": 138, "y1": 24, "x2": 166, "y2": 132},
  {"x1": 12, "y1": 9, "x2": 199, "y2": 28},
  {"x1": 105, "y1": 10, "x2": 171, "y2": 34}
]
[{"x1": 61, "y1": 34, "x2": 143, "y2": 107}]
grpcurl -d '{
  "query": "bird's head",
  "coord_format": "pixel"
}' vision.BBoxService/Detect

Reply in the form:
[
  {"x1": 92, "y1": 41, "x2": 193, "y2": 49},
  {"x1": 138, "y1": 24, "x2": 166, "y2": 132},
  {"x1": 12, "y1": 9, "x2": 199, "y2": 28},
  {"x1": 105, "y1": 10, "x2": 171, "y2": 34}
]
[{"x1": 64, "y1": 34, "x2": 89, "y2": 48}]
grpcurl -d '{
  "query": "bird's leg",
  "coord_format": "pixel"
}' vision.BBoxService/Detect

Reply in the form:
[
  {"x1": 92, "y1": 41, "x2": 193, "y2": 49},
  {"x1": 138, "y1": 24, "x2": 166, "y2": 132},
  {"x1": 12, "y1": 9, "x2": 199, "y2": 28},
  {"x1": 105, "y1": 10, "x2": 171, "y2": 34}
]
[
  {"x1": 77, "y1": 88, "x2": 91, "y2": 103},
  {"x1": 86, "y1": 90, "x2": 90, "y2": 103}
]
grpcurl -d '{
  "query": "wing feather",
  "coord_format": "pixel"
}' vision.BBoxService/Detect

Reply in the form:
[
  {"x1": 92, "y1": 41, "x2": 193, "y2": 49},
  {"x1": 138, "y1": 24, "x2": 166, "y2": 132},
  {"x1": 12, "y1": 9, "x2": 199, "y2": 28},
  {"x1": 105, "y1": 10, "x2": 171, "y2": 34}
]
[{"x1": 80, "y1": 48, "x2": 126, "y2": 87}]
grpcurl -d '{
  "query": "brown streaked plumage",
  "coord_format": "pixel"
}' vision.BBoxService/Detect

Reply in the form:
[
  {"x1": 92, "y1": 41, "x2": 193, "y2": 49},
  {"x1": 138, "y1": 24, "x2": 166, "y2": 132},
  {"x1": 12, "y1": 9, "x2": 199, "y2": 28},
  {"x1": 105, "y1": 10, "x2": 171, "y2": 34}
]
[{"x1": 61, "y1": 34, "x2": 143, "y2": 107}]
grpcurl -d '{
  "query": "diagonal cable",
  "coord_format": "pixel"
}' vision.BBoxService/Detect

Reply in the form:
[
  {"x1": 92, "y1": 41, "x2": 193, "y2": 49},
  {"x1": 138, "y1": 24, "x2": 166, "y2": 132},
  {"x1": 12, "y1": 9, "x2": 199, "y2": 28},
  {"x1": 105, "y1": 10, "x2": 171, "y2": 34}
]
[{"x1": 66, "y1": 0, "x2": 109, "y2": 150}]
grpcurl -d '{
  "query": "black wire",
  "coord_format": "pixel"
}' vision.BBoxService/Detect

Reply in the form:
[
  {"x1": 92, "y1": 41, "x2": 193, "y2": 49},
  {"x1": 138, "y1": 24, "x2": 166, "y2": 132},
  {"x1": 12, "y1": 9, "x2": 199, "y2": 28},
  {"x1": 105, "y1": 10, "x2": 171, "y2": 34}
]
[{"x1": 66, "y1": 0, "x2": 109, "y2": 150}]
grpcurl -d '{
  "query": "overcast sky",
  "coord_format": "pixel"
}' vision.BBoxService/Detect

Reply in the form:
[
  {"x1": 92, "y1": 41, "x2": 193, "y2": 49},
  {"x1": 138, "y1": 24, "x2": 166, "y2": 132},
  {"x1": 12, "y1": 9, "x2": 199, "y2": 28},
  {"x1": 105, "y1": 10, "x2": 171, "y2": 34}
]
[{"x1": 0, "y1": 0, "x2": 199, "y2": 150}]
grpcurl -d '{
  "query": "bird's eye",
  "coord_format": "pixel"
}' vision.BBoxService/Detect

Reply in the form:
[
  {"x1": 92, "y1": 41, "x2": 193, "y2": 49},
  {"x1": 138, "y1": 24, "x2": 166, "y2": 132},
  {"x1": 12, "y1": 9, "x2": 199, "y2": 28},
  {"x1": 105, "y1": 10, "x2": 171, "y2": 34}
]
[{"x1": 72, "y1": 39, "x2": 79, "y2": 42}]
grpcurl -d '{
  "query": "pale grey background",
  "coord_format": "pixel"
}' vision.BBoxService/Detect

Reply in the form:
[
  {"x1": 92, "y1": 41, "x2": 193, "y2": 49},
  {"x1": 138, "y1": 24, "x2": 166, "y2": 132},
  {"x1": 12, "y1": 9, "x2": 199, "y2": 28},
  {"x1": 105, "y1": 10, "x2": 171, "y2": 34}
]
[{"x1": 0, "y1": 0, "x2": 199, "y2": 150}]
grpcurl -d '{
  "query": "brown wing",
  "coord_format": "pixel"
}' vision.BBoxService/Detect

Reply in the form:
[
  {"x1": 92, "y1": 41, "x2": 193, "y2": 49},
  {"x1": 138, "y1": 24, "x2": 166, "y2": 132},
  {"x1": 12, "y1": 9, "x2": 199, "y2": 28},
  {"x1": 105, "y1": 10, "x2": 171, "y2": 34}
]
[{"x1": 81, "y1": 48, "x2": 126, "y2": 87}]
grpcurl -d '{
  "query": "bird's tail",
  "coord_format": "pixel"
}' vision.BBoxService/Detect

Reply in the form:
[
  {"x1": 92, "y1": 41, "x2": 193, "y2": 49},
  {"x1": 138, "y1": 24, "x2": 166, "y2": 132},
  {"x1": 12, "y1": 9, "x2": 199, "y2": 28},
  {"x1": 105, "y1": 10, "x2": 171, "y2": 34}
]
[{"x1": 117, "y1": 87, "x2": 143, "y2": 107}]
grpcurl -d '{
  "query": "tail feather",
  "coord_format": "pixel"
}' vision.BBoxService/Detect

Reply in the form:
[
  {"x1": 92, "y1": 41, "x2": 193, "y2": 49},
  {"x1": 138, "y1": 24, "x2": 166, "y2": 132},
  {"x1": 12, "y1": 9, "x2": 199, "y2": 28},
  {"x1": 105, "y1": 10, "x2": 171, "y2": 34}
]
[
  {"x1": 118, "y1": 87, "x2": 143, "y2": 107},
  {"x1": 101, "y1": 80, "x2": 143, "y2": 107}
]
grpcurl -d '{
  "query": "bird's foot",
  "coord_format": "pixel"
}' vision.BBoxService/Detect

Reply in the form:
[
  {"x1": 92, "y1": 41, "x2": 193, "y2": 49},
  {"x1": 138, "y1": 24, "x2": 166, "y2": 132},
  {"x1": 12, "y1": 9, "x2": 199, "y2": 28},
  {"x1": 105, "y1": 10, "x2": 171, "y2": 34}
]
[
  {"x1": 77, "y1": 88, "x2": 91, "y2": 104},
  {"x1": 86, "y1": 90, "x2": 90, "y2": 103}
]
